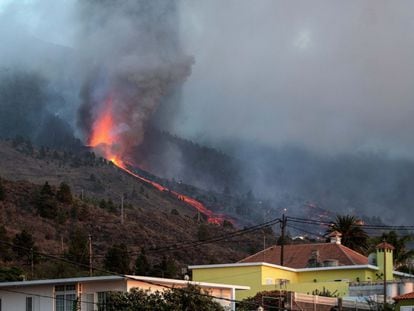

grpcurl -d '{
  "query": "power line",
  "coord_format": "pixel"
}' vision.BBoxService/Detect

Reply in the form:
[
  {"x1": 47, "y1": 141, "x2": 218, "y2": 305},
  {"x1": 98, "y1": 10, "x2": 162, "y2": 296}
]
[
  {"x1": 145, "y1": 218, "x2": 281, "y2": 254},
  {"x1": 287, "y1": 216, "x2": 414, "y2": 231}
]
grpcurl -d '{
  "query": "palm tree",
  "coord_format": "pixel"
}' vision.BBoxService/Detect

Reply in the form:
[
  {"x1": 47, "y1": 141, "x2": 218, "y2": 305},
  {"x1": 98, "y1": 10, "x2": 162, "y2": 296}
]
[{"x1": 326, "y1": 215, "x2": 368, "y2": 253}]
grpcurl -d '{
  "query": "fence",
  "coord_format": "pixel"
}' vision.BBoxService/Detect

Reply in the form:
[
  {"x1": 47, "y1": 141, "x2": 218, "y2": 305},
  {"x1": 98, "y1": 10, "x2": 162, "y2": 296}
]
[{"x1": 291, "y1": 292, "x2": 371, "y2": 311}]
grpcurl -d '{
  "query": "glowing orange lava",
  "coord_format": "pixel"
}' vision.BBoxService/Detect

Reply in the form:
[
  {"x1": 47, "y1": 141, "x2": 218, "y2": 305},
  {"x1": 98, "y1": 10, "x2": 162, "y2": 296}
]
[
  {"x1": 88, "y1": 97, "x2": 116, "y2": 147},
  {"x1": 88, "y1": 96, "x2": 231, "y2": 225}
]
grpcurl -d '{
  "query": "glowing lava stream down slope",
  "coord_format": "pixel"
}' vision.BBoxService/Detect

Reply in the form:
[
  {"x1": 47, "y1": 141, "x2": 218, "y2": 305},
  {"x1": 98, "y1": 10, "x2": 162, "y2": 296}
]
[{"x1": 87, "y1": 97, "x2": 228, "y2": 224}]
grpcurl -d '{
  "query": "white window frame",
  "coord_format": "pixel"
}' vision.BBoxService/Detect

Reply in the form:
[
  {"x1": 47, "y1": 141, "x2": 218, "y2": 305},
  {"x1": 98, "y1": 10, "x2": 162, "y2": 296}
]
[
  {"x1": 54, "y1": 284, "x2": 77, "y2": 311},
  {"x1": 26, "y1": 296, "x2": 33, "y2": 311}
]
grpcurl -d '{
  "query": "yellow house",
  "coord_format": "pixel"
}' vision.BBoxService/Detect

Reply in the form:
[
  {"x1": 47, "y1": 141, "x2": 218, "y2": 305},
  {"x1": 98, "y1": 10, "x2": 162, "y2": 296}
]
[{"x1": 190, "y1": 234, "x2": 414, "y2": 300}]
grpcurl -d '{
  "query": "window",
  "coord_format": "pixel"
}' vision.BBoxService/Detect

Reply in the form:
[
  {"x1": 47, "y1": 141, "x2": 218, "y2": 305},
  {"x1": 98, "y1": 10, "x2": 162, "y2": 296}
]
[
  {"x1": 97, "y1": 292, "x2": 108, "y2": 311},
  {"x1": 26, "y1": 297, "x2": 33, "y2": 311},
  {"x1": 55, "y1": 284, "x2": 77, "y2": 311},
  {"x1": 85, "y1": 294, "x2": 94, "y2": 311}
]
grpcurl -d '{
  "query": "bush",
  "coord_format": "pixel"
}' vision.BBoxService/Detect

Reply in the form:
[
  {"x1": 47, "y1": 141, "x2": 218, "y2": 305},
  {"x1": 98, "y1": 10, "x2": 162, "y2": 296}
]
[{"x1": 106, "y1": 284, "x2": 224, "y2": 311}]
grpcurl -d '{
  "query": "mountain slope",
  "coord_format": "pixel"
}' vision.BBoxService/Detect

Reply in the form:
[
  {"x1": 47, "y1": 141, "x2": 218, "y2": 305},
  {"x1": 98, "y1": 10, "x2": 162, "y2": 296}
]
[{"x1": 0, "y1": 138, "x2": 277, "y2": 279}]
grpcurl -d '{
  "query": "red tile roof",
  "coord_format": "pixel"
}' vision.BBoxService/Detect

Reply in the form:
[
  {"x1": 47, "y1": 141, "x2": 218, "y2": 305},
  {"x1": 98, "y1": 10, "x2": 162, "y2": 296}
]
[
  {"x1": 376, "y1": 242, "x2": 395, "y2": 250},
  {"x1": 239, "y1": 243, "x2": 368, "y2": 268},
  {"x1": 393, "y1": 291, "x2": 414, "y2": 301}
]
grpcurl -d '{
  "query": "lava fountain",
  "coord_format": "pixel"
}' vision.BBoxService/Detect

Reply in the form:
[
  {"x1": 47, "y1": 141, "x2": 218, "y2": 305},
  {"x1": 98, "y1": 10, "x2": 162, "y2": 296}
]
[{"x1": 87, "y1": 96, "x2": 228, "y2": 224}]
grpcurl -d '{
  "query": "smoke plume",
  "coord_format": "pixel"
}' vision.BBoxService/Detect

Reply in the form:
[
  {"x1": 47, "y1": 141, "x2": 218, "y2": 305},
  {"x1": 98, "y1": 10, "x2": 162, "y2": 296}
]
[{"x1": 76, "y1": 0, "x2": 193, "y2": 160}]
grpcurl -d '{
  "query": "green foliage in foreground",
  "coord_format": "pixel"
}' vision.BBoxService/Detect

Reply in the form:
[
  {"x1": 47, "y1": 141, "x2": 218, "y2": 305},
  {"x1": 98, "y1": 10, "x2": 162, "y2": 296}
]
[{"x1": 106, "y1": 284, "x2": 224, "y2": 311}]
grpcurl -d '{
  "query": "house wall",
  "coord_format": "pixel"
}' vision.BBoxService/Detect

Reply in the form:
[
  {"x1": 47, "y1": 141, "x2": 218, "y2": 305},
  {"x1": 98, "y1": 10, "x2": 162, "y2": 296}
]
[
  {"x1": 192, "y1": 265, "x2": 263, "y2": 299},
  {"x1": 192, "y1": 266, "x2": 383, "y2": 299},
  {"x1": 261, "y1": 265, "x2": 298, "y2": 284},
  {"x1": 0, "y1": 285, "x2": 54, "y2": 311},
  {"x1": 82, "y1": 280, "x2": 126, "y2": 293},
  {"x1": 377, "y1": 249, "x2": 394, "y2": 281},
  {"x1": 396, "y1": 299, "x2": 414, "y2": 311},
  {"x1": 80, "y1": 280, "x2": 127, "y2": 311},
  {"x1": 0, "y1": 278, "x2": 239, "y2": 311},
  {"x1": 297, "y1": 268, "x2": 368, "y2": 283}
]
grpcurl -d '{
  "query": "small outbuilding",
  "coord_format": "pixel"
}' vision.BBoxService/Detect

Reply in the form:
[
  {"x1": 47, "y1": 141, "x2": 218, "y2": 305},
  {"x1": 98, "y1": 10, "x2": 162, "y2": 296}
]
[{"x1": 394, "y1": 291, "x2": 414, "y2": 311}]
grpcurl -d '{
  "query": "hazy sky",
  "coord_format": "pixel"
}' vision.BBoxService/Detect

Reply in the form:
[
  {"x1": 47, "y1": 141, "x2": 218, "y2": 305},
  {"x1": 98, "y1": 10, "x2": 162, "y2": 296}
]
[
  {"x1": 2, "y1": 0, "x2": 414, "y2": 156},
  {"x1": 176, "y1": 1, "x2": 414, "y2": 156}
]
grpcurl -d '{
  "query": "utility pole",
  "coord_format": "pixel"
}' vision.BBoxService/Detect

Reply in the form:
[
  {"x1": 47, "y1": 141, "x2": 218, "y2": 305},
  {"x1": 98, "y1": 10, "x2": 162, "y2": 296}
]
[
  {"x1": 383, "y1": 239, "x2": 387, "y2": 307},
  {"x1": 88, "y1": 234, "x2": 93, "y2": 277},
  {"x1": 30, "y1": 248, "x2": 34, "y2": 279},
  {"x1": 60, "y1": 236, "x2": 64, "y2": 255},
  {"x1": 121, "y1": 194, "x2": 124, "y2": 225},
  {"x1": 280, "y1": 214, "x2": 287, "y2": 266}
]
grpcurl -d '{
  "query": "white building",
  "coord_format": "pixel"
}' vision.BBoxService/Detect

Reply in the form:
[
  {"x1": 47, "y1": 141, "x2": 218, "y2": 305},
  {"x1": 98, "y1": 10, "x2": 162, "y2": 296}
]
[{"x1": 0, "y1": 275, "x2": 249, "y2": 311}]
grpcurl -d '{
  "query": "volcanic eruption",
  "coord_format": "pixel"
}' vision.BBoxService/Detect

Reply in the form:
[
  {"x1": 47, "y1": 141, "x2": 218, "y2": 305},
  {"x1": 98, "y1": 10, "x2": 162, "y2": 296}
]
[{"x1": 79, "y1": 0, "x2": 227, "y2": 224}]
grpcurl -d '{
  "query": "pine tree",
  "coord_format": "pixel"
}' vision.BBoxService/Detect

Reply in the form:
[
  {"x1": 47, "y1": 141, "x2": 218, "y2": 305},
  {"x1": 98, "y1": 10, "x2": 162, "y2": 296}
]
[
  {"x1": 12, "y1": 229, "x2": 38, "y2": 265},
  {"x1": 134, "y1": 249, "x2": 151, "y2": 276},
  {"x1": 0, "y1": 178, "x2": 5, "y2": 201},
  {"x1": 152, "y1": 255, "x2": 177, "y2": 278},
  {"x1": 35, "y1": 182, "x2": 57, "y2": 219},
  {"x1": 65, "y1": 228, "x2": 89, "y2": 266},
  {"x1": 104, "y1": 243, "x2": 130, "y2": 274},
  {"x1": 0, "y1": 225, "x2": 12, "y2": 261},
  {"x1": 56, "y1": 182, "x2": 73, "y2": 204}
]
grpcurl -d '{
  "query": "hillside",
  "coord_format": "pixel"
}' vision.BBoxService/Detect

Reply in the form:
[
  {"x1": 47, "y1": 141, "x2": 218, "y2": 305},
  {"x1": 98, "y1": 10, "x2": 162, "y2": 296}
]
[{"x1": 0, "y1": 138, "x2": 277, "y2": 280}]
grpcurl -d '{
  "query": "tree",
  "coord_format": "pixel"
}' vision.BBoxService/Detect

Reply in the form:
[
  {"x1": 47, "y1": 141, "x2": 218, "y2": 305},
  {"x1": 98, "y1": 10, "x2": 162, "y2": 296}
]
[
  {"x1": 0, "y1": 267, "x2": 24, "y2": 281},
  {"x1": 0, "y1": 178, "x2": 5, "y2": 201},
  {"x1": 106, "y1": 284, "x2": 224, "y2": 311},
  {"x1": 40, "y1": 181, "x2": 54, "y2": 196},
  {"x1": 134, "y1": 249, "x2": 151, "y2": 276},
  {"x1": 65, "y1": 228, "x2": 89, "y2": 266},
  {"x1": 35, "y1": 181, "x2": 57, "y2": 219},
  {"x1": 56, "y1": 182, "x2": 73, "y2": 204},
  {"x1": 12, "y1": 229, "x2": 38, "y2": 265},
  {"x1": 326, "y1": 215, "x2": 368, "y2": 253},
  {"x1": 163, "y1": 284, "x2": 224, "y2": 310},
  {"x1": 104, "y1": 243, "x2": 130, "y2": 274},
  {"x1": 0, "y1": 225, "x2": 12, "y2": 261},
  {"x1": 152, "y1": 255, "x2": 177, "y2": 278}
]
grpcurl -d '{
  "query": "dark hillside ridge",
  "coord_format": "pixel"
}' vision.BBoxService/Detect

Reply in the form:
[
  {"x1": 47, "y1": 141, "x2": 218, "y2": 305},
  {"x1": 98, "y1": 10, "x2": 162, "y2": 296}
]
[{"x1": 0, "y1": 139, "x2": 277, "y2": 280}]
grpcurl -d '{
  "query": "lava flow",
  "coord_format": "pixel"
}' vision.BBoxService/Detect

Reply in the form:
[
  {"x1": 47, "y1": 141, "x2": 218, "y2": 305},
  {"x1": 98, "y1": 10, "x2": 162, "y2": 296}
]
[{"x1": 88, "y1": 97, "x2": 229, "y2": 224}]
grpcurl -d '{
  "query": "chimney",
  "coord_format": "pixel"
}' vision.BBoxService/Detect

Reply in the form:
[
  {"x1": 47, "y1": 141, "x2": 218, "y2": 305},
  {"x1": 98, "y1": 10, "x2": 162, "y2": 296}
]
[
  {"x1": 307, "y1": 249, "x2": 320, "y2": 267},
  {"x1": 376, "y1": 242, "x2": 395, "y2": 281},
  {"x1": 329, "y1": 231, "x2": 342, "y2": 245}
]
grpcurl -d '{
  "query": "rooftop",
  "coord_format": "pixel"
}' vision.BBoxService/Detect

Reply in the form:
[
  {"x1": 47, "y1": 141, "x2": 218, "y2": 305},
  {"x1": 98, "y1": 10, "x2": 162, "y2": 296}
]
[
  {"x1": 393, "y1": 291, "x2": 414, "y2": 301},
  {"x1": 0, "y1": 275, "x2": 250, "y2": 291},
  {"x1": 238, "y1": 243, "x2": 368, "y2": 268}
]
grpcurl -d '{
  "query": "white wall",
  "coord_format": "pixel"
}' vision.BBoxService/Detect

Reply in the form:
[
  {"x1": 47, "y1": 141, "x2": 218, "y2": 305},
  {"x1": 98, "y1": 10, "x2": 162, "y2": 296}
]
[{"x1": 0, "y1": 285, "x2": 54, "y2": 311}]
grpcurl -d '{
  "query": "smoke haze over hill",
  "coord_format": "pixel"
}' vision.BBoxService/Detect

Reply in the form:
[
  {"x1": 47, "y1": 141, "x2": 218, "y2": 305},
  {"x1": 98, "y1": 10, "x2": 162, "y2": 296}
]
[
  {"x1": 1, "y1": 1, "x2": 414, "y2": 224},
  {"x1": 176, "y1": 1, "x2": 414, "y2": 157}
]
